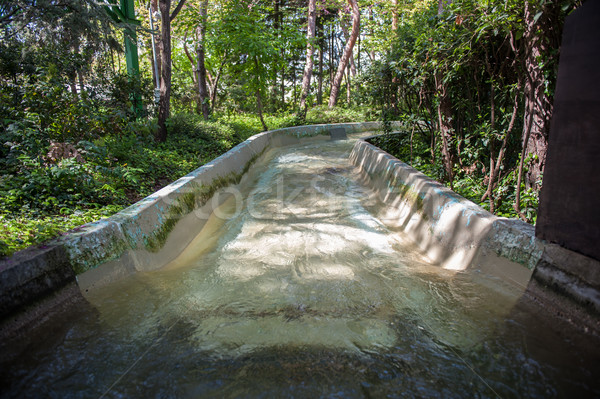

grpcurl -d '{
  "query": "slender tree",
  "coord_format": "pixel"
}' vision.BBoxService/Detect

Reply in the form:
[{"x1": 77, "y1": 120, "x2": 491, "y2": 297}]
[
  {"x1": 151, "y1": 0, "x2": 162, "y2": 86},
  {"x1": 520, "y1": 0, "x2": 561, "y2": 190},
  {"x1": 156, "y1": 0, "x2": 186, "y2": 142},
  {"x1": 368, "y1": 5, "x2": 375, "y2": 62},
  {"x1": 434, "y1": 0, "x2": 455, "y2": 188},
  {"x1": 339, "y1": 10, "x2": 356, "y2": 77},
  {"x1": 316, "y1": 15, "x2": 324, "y2": 105},
  {"x1": 196, "y1": 0, "x2": 210, "y2": 119},
  {"x1": 299, "y1": 0, "x2": 317, "y2": 116},
  {"x1": 156, "y1": 0, "x2": 172, "y2": 142},
  {"x1": 328, "y1": 0, "x2": 359, "y2": 108},
  {"x1": 254, "y1": 56, "x2": 268, "y2": 130}
]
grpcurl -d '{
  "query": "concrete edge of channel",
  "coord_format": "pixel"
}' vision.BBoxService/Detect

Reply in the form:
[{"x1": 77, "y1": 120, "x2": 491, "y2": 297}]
[
  {"x1": 352, "y1": 134, "x2": 600, "y2": 327},
  {"x1": 2, "y1": 122, "x2": 598, "y2": 335},
  {"x1": 349, "y1": 137, "x2": 544, "y2": 271},
  {"x1": 0, "y1": 122, "x2": 383, "y2": 323}
]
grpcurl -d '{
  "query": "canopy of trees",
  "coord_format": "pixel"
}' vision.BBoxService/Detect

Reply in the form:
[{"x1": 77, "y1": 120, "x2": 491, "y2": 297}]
[{"x1": 0, "y1": 0, "x2": 579, "y2": 256}]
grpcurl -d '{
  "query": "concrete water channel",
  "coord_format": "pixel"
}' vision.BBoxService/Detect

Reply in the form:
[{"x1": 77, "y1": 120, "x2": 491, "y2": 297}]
[{"x1": 1, "y1": 123, "x2": 599, "y2": 397}]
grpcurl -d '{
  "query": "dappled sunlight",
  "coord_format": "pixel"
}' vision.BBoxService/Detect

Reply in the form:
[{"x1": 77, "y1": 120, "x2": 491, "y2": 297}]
[
  {"x1": 2, "y1": 130, "x2": 583, "y2": 399},
  {"x1": 66, "y1": 136, "x2": 553, "y2": 399}
]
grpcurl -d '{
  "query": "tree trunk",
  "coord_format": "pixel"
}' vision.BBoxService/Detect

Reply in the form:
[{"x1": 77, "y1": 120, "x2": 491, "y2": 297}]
[
  {"x1": 183, "y1": 37, "x2": 197, "y2": 84},
  {"x1": 435, "y1": 0, "x2": 454, "y2": 187},
  {"x1": 357, "y1": 24, "x2": 361, "y2": 72},
  {"x1": 149, "y1": 37, "x2": 161, "y2": 90},
  {"x1": 317, "y1": 17, "x2": 324, "y2": 105},
  {"x1": 514, "y1": 84, "x2": 535, "y2": 219},
  {"x1": 156, "y1": 0, "x2": 172, "y2": 142},
  {"x1": 69, "y1": 75, "x2": 78, "y2": 96},
  {"x1": 369, "y1": 6, "x2": 375, "y2": 61},
  {"x1": 256, "y1": 87, "x2": 268, "y2": 131},
  {"x1": 346, "y1": 65, "x2": 351, "y2": 104},
  {"x1": 438, "y1": 92, "x2": 454, "y2": 188},
  {"x1": 482, "y1": 82, "x2": 521, "y2": 212},
  {"x1": 328, "y1": 0, "x2": 360, "y2": 108},
  {"x1": 254, "y1": 56, "x2": 268, "y2": 131},
  {"x1": 151, "y1": 0, "x2": 162, "y2": 81},
  {"x1": 339, "y1": 12, "x2": 357, "y2": 77},
  {"x1": 274, "y1": 0, "x2": 283, "y2": 109},
  {"x1": 77, "y1": 68, "x2": 85, "y2": 95},
  {"x1": 391, "y1": 0, "x2": 398, "y2": 32},
  {"x1": 209, "y1": 55, "x2": 226, "y2": 111},
  {"x1": 521, "y1": 0, "x2": 557, "y2": 190},
  {"x1": 196, "y1": 0, "x2": 210, "y2": 119},
  {"x1": 435, "y1": 73, "x2": 454, "y2": 188},
  {"x1": 299, "y1": 0, "x2": 317, "y2": 115},
  {"x1": 329, "y1": 23, "x2": 334, "y2": 84}
]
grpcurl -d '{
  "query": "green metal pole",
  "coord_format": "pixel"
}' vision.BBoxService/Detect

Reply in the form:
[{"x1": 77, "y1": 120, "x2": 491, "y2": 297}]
[{"x1": 120, "y1": 0, "x2": 143, "y2": 117}]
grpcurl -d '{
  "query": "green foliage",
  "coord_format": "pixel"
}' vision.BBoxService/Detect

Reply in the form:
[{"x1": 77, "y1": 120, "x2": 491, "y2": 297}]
[
  {"x1": 1, "y1": 104, "x2": 372, "y2": 258},
  {"x1": 0, "y1": 0, "x2": 333, "y2": 257},
  {"x1": 0, "y1": 206, "x2": 125, "y2": 258},
  {"x1": 3, "y1": 0, "x2": 570, "y2": 257},
  {"x1": 305, "y1": 105, "x2": 377, "y2": 125},
  {"x1": 358, "y1": 0, "x2": 574, "y2": 223}
]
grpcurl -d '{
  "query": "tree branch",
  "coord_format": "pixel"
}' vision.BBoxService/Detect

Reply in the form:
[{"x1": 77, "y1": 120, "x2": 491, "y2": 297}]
[{"x1": 170, "y1": 0, "x2": 186, "y2": 21}]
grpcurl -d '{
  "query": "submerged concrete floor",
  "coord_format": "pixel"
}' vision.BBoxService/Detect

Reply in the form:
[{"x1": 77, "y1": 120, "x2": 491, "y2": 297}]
[
  {"x1": 1, "y1": 133, "x2": 599, "y2": 397},
  {"x1": 1, "y1": 275, "x2": 599, "y2": 398}
]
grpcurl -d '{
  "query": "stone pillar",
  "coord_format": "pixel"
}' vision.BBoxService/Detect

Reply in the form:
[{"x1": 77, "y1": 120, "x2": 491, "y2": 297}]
[{"x1": 533, "y1": 0, "x2": 600, "y2": 317}]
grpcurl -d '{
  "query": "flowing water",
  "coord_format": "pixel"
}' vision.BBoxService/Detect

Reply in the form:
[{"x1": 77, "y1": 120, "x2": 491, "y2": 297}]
[{"x1": 1, "y1": 137, "x2": 599, "y2": 398}]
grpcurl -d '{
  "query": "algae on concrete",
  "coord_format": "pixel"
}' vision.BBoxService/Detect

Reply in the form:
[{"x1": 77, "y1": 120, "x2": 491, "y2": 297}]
[
  {"x1": 142, "y1": 148, "x2": 266, "y2": 253},
  {"x1": 63, "y1": 222, "x2": 131, "y2": 275}
]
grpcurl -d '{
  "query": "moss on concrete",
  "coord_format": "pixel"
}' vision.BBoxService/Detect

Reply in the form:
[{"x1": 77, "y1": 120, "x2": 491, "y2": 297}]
[
  {"x1": 143, "y1": 149, "x2": 265, "y2": 253},
  {"x1": 65, "y1": 227, "x2": 131, "y2": 275}
]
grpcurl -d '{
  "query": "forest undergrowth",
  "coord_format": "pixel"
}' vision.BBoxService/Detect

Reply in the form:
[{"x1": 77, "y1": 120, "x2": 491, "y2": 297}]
[{"x1": 0, "y1": 106, "x2": 372, "y2": 257}]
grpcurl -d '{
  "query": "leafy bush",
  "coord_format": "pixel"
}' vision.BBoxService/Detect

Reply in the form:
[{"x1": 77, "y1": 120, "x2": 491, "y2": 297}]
[
  {"x1": 0, "y1": 111, "x2": 277, "y2": 257},
  {"x1": 305, "y1": 105, "x2": 376, "y2": 125},
  {"x1": 0, "y1": 103, "x2": 379, "y2": 258}
]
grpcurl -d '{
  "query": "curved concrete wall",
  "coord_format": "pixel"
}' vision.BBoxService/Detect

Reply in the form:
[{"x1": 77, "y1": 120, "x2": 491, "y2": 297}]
[
  {"x1": 1, "y1": 122, "x2": 547, "y2": 323},
  {"x1": 0, "y1": 122, "x2": 382, "y2": 320},
  {"x1": 350, "y1": 138, "x2": 544, "y2": 282}
]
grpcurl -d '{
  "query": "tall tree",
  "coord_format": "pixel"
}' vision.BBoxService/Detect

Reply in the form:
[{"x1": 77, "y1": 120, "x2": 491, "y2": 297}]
[
  {"x1": 316, "y1": 15, "x2": 324, "y2": 105},
  {"x1": 214, "y1": 0, "x2": 286, "y2": 129},
  {"x1": 156, "y1": 0, "x2": 172, "y2": 142},
  {"x1": 196, "y1": 0, "x2": 210, "y2": 119},
  {"x1": 434, "y1": 0, "x2": 455, "y2": 188},
  {"x1": 368, "y1": 5, "x2": 375, "y2": 61},
  {"x1": 156, "y1": 0, "x2": 186, "y2": 142},
  {"x1": 520, "y1": 0, "x2": 562, "y2": 190},
  {"x1": 254, "y1": 56, "x2": 268, "y2": 130},
  {"x1": 299, "y1": 0, "x2": 317, "y2": 115},
  {"x1": 339, "y1": 10, "x2": 356, "y2": 77},
  {"x1": 328, "y1": 0, "x2": 359, "y2": 108}
]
